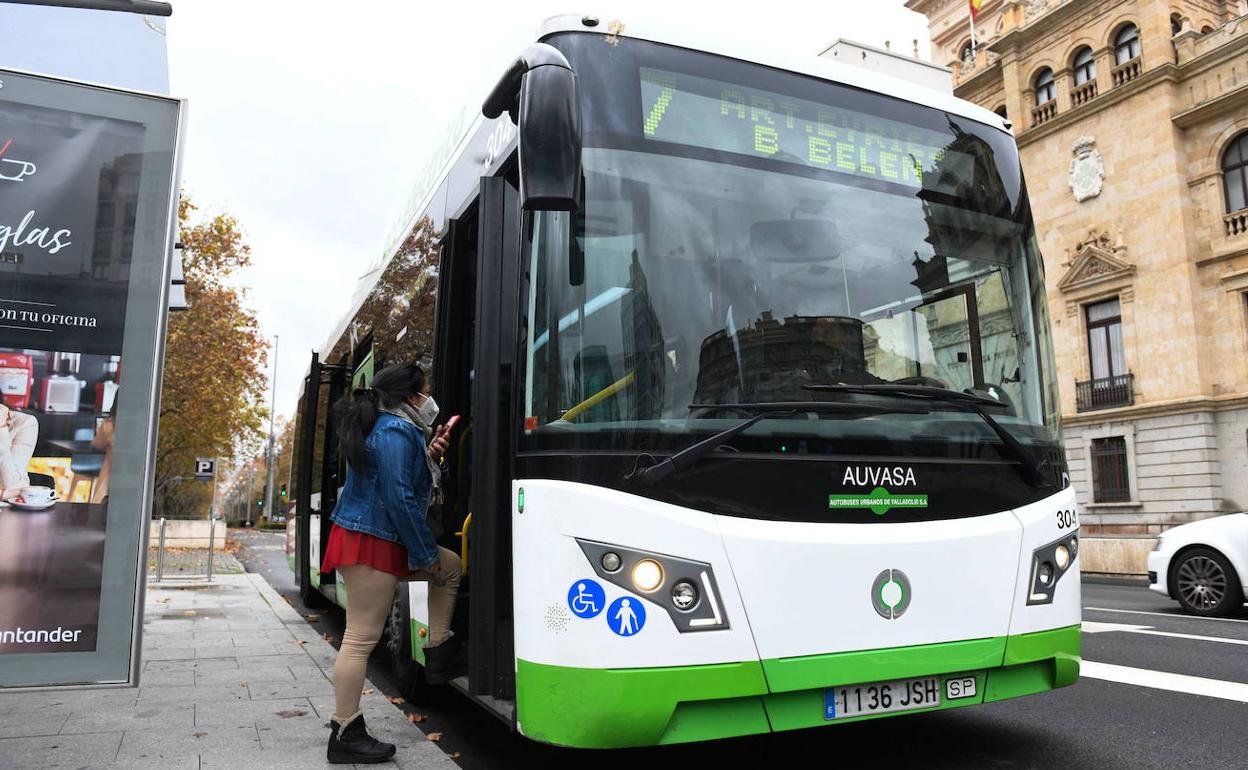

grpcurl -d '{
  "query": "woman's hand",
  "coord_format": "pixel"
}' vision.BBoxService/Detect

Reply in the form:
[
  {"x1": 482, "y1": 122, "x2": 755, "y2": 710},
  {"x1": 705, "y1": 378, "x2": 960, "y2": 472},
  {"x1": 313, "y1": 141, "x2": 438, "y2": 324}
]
[{"x1": 427, "y1": 424, "x2": 450, "y2": 463}]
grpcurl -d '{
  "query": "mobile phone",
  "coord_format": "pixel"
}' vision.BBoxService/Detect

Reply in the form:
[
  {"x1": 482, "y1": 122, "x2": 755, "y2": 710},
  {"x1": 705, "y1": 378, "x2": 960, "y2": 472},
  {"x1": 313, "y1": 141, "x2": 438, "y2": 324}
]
[{"x1": 444, "y1": 414, "x2": 461, "y2": 431}]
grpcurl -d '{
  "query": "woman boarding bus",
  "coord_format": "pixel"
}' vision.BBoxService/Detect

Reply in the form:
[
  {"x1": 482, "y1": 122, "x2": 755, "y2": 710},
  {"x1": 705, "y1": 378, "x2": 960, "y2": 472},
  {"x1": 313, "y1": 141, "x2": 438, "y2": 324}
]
[{"x1": 289, "y1": 15, "x2": 1080, "y2": 749}]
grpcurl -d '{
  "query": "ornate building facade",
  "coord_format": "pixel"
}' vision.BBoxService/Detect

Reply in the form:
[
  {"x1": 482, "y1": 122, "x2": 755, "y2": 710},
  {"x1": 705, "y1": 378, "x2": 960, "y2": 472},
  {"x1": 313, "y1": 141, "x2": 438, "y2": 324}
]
[{"x1": 907, "y1": 0, "x2": 1248, "y2": 574}]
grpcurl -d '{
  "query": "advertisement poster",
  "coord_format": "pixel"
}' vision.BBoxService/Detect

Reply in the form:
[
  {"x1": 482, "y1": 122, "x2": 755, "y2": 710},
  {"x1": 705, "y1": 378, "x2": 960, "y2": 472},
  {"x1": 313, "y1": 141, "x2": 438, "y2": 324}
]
[{"x1": 0, "y1": 70, "x2": 181, "y2": 687}]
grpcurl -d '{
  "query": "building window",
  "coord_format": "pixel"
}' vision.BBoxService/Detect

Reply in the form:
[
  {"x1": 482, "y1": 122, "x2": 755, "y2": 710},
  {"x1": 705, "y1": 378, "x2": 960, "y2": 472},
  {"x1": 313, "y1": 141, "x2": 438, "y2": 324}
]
[
  {"x1": 1034, "y1": 68, "x2": 1056, "y2": 104},
  {"x1": 1171, "y1": 13, "x2": 1183, "y2": 36},
  {"x1": 1115, "y1": 23, "x2": 1141, "y2": 65},
  {"x1": 1086, "y1": 298, "x2": 1125, "y2": 380},
  {"x1": 994, "y1": 105, "x2": 1008, "y2": 119},
  {"x1": 1091, "y1": 436, "x2": 1131, "y2": 502},
  {"x1": 1073, "y1": 47, "x2": 1096, "y2": 85},
  {"x1": 1222, "y1": 133, "x2": 1248, "y2": 213}
]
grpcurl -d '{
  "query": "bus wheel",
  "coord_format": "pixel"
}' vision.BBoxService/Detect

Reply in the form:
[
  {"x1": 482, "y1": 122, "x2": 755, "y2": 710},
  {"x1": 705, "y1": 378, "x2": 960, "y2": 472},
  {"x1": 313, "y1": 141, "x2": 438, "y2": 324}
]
[
  {"x1": 384, "y1": 589, "x2": 424, "y2": 699},
  {"x1": 299, "y1": 575, "x2": 329, "y2": 610}
]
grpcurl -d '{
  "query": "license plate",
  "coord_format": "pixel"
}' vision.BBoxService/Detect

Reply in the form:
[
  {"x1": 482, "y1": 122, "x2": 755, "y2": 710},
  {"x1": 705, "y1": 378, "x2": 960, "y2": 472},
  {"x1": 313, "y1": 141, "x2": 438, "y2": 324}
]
[{"x1": 824, "y1": 676, "x2": 941, "y2": 720}]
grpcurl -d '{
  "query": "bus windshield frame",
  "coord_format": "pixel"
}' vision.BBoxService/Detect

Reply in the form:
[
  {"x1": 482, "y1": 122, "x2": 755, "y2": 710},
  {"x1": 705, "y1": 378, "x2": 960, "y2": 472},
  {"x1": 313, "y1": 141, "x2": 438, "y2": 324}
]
[{"x1": 519, "y1": 33, "x2": 1062, "y2": 467}]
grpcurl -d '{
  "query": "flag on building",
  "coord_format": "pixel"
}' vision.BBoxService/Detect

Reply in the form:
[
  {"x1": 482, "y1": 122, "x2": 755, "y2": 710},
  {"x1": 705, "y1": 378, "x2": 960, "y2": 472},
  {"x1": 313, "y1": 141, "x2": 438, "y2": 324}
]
[{"x1": 968, "y1": 0, "x2": 984, "y2": 20}]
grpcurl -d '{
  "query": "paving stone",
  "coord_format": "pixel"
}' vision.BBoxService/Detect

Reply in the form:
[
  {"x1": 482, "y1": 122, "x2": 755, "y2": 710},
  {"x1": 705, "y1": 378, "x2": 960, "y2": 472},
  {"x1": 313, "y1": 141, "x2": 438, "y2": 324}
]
[
  {"x1": 194, "y1": 697, "x2": 317, "y2": 727},
  {"x1": 196, "y1": 664, "x2": 295, "y2": 685},
  {"x1": 0, "y1": 731, "x2": 123, "y2": 770},
  {"x1": 60, "y1": 703, "x2": 194, "y2": 734},
  {"x1": 114, "y1": 721, "x2": 261, "y2": 763},
  {"x1": 0, "y1": 710, "x2": 70, "y2": 738},
  {"x1": 248, "y1": 680, "x2": 333, "y2": 701}
]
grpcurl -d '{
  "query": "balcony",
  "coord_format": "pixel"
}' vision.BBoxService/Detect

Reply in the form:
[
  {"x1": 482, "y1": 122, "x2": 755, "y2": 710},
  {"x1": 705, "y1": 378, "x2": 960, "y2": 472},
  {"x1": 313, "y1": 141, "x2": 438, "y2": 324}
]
[
  {"x1": 1031, "y1": 101, "x2": 1057, "y2": 127},
  {"x1": 1111, "y1": 58, "x2": 1141, "y2": 87},
  {"x1": 1224, "y1": 209, "x2": 1248, "y2": 237},
  {"x1": 1076, "y1": 373, "x2": 1134, "y2": 412},
  {"x1": 1069, "y1": 81, "x2": 1098, "y2": 107}
]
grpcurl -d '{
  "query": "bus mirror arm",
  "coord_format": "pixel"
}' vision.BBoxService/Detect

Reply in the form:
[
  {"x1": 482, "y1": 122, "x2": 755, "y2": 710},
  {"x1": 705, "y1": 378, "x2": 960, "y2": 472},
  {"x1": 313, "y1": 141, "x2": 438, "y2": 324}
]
[{"x1": 482, "y1": 43, "x2": 583, "y2": 213}]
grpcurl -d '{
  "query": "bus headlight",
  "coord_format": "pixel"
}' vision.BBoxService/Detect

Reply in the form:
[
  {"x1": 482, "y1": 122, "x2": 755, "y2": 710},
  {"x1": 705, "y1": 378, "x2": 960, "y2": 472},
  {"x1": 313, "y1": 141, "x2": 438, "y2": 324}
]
[
  {"x1": 1027, "y1": 531, "x2": 1080, "y2": 605},
  {"x1": 631, "y1": 559, "x2": 664, "y2": 593},
  {"x1": 576, "y1": 539, "x2": 729, "y2": 632}
]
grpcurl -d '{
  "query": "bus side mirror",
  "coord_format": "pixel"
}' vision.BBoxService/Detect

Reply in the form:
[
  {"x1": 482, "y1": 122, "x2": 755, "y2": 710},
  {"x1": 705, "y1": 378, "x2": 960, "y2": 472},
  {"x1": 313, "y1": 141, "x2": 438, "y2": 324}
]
[{"x1": 483, "y1": 43, "x2": 583, "y2": 212}]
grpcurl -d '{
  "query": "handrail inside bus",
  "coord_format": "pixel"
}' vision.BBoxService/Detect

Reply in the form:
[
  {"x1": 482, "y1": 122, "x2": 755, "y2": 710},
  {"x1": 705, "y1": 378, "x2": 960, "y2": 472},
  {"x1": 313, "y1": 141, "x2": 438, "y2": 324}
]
[
  {"x1": 559, "y1": 371, "x2": 636, "y2": 423},
  {"x1": 455, "y1": 512, "x2": 472, "y2": 577}
]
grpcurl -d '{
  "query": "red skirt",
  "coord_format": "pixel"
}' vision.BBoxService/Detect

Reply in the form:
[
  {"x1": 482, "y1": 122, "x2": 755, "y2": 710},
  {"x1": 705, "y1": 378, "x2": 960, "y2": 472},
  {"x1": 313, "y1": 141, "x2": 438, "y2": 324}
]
[{"x1": 320, "y1": 524, "x2": 409, "y2": 577}]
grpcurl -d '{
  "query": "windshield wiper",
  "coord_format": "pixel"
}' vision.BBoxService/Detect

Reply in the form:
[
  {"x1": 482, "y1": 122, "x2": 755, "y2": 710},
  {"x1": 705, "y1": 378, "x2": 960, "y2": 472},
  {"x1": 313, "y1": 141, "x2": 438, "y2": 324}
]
[
  {"x1": 629, "y1": 401, "x2": 893, "y2": 487},
  {"x1": 802, "y1": 384, "x2": 1055, "y2": 489}
]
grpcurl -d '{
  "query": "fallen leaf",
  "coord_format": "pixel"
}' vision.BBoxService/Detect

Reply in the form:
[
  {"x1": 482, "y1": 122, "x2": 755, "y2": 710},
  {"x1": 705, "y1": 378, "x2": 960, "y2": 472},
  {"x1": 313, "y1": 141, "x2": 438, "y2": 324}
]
[
  {"x1": 388, "y1": 696, "x2": 405, "y2": 704},
  {"x1": 427, "y1": 732, "x2": 442, "y2": 742},
  {"x1": 274, "y1": 710, "x2": 308, "y2": 719},
  {"x1": 407, "y1": 713, "x2": 427, "y2": 723},
  {"x1": 305, "y1": 614, "x2": 319, "y2": 622},
  {"x1": 183, "y1": 610, "x2": 197, "y2": 616},
  {"x1": 192, "y1": 731, "x2": 208, "y2": 738},
  {"x1": 361, "y1": 687, "x2": 374, "y2": 695},
  {"x1": 449, "y1": 752, "x2": 461, "y2": 759},
  {"x1": 155, "y1": 597, "x2": 171, "y2": 604},
  {"x1": 293, "y1": 640, "x2": 307, "y2": 645},
  {"x1": 323, "y1": 634, "x2": 337, "y2": 643}
]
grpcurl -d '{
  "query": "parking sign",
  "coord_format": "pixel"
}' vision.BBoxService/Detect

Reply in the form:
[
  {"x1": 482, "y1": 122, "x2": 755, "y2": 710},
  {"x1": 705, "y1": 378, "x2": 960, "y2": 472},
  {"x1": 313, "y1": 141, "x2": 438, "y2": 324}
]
[{"x1": 194, "y1": 458, "x2": 215, "y2": 479}]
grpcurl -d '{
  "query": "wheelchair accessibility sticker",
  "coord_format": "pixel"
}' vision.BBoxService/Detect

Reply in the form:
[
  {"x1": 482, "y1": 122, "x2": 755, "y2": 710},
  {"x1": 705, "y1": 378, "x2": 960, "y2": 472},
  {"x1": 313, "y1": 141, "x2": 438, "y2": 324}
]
[
  {"x1": 567, "y1": 579, "x2": 606, "y2": 619},
  {"x1": 607, "y1": 596, "x2": 645, "y2": 636}
]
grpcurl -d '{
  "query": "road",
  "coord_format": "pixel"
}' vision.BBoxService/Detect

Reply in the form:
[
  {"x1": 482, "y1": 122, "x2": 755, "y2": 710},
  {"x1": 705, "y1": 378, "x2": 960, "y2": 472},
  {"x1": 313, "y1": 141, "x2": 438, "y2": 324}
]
[{"x1": 233, "y1": 529, "x2": 1247, "y2": 769}]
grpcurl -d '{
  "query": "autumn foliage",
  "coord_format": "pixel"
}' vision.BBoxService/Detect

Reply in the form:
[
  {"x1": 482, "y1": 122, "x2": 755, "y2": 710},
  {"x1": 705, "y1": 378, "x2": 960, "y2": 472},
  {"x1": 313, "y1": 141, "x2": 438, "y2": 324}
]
[{"x1": 154, "y1": 196, "x2": 268, "y2": 518}]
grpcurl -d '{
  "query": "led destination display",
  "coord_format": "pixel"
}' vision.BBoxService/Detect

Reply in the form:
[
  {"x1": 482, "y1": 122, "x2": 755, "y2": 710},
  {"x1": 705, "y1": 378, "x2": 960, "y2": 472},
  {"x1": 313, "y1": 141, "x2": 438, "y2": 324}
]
[{"x1": 640, "y1": 67, "x2": 958, "y2": 189}]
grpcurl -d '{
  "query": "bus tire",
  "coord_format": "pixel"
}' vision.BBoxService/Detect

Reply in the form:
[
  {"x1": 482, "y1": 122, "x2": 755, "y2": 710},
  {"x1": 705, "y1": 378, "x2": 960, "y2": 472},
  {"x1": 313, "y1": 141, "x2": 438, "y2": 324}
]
[{"x1": 384, "y1": 588, "x2": 424, "y2": 700}]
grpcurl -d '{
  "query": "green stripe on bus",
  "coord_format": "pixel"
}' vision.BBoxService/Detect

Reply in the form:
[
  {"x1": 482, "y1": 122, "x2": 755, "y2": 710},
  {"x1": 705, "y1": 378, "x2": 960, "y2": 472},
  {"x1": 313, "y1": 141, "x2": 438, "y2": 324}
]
[
  {"x1": 514, "y1": 625, "x2": 1080, "y2": 748},
  {"x1": 515, "y1": 658, "x2": 769, "y2": 748}
]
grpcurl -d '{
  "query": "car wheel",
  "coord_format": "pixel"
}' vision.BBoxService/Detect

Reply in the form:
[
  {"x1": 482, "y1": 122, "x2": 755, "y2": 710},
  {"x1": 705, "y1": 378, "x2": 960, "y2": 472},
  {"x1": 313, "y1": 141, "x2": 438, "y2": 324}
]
[
  {"x1": 383, "y1": 588, "x2": 425, "y2": 699},
  {"x1": 1172, "y1": 547, "x2": 1244, "y2": 617}
]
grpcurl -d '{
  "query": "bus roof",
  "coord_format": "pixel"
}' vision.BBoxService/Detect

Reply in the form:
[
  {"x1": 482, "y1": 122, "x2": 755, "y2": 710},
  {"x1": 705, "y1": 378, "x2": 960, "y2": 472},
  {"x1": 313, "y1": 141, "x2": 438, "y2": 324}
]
[{"x1": 316, "y1": 13, "x2": 1010, "y2": 359}]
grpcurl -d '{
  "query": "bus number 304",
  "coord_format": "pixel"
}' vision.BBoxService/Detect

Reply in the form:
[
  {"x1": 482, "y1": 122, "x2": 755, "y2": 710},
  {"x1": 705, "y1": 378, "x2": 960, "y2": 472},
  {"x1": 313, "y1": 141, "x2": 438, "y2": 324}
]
[{"x1": 1056, "y1": 509, "x2": 1078, "y2": 529}]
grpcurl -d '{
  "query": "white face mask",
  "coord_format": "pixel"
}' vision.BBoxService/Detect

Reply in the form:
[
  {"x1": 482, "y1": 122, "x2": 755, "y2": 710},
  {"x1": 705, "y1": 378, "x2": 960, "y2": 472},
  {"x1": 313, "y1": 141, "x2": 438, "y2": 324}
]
[{"x1": 416, "y1": 394, "x2": 439, "y2": 425}]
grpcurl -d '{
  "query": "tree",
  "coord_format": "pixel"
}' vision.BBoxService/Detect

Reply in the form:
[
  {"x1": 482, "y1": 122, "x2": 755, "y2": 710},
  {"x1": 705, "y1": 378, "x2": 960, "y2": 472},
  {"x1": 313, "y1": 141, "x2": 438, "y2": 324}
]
[{"x1": 153, "y1": 196, "x2": 269, "y2": 518}]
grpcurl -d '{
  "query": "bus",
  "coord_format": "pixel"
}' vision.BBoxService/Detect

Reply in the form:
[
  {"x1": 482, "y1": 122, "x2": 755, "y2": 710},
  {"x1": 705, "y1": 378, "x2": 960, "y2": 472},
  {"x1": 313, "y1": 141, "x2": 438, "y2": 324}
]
[{"x1": 287, "y1": 15, "x2": 1080, "y2": 749}]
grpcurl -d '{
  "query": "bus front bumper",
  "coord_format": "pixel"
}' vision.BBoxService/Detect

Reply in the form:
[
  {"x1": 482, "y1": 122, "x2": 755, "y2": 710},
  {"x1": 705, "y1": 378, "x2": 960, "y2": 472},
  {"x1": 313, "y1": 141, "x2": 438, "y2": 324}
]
[{"x1": 514, "y1": 624, "x2": 1080, "y2": 749}]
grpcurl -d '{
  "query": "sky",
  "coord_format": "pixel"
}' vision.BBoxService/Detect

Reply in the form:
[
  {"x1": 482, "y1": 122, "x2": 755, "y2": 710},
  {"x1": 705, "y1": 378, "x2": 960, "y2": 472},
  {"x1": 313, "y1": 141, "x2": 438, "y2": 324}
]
[{"x1": 166, "y1": 0, "x2": 933, "y2": 420}]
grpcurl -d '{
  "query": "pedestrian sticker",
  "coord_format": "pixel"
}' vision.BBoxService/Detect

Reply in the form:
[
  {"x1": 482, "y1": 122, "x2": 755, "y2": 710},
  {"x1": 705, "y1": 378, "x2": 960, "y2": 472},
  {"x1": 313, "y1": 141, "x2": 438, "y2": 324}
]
[
  {"x1": 567, "y1": 579, "x2": 605, "y2": 619},
  {"x1": 607, "y1": 596, "x2": 646, "y2": 636}
]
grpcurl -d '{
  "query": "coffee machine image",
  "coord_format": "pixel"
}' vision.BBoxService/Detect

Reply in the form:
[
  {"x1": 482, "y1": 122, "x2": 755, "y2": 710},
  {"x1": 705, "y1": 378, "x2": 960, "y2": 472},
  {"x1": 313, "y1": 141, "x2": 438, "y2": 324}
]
[
  {"x1": 0, "y1": 352, "x2": 34, "y2": 409},
  {"x1": 38, "y1": 351, "x2": 85, "y2": 413}
]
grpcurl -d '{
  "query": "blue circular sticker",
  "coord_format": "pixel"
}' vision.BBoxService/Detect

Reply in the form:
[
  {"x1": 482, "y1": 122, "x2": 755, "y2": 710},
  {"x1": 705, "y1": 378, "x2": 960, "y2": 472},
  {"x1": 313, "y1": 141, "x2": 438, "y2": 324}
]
[
  {"x1": 607, "y1": 595, "x2": 646, "y2": 637},
  {"x1": 567, "y1": 579, "x2": 606, "y2": 619}
]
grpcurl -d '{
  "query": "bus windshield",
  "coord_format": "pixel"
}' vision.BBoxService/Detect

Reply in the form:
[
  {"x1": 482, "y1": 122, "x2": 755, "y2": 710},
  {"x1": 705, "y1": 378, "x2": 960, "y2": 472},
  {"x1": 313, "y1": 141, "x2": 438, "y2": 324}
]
[{"x1": 522, "y1": 36, "x2": 1061, "y2": 462}]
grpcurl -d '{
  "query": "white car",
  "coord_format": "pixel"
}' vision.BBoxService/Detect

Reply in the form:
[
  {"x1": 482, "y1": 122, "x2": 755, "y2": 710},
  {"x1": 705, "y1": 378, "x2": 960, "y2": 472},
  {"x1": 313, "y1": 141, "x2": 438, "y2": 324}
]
[{"x1": 1148, "y1": 513, "x2": 1248, "y2": 616}]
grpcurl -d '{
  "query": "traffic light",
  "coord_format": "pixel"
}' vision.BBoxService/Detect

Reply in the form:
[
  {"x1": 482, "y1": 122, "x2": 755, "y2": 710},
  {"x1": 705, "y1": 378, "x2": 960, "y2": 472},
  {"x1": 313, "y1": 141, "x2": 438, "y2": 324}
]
[
  {"x1": 280, "y1": 484, "x2": 287, "y2": 499},
  {"x1": 257, "y1": 498, "x2": 264, "y2": 508}
]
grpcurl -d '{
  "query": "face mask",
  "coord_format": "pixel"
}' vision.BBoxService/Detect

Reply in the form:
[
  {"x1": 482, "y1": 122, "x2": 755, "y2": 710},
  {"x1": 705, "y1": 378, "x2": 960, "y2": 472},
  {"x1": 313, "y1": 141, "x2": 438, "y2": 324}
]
[{"x1": 417, "y1": 395, "x2": 439, "y2": 425}]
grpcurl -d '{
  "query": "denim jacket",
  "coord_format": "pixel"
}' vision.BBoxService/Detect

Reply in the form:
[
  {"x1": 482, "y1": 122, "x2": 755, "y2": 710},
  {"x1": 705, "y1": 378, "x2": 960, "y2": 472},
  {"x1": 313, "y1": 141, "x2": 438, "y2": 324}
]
[{"x1": 330, "y1": 413, "x2": 438, "y2": 570}]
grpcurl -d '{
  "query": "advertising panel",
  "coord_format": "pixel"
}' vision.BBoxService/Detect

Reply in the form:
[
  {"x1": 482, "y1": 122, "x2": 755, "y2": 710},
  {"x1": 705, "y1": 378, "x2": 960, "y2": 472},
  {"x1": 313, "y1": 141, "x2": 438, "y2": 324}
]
[{"x1": 0, "y1": 68, "x2": 181, "y2": 687}]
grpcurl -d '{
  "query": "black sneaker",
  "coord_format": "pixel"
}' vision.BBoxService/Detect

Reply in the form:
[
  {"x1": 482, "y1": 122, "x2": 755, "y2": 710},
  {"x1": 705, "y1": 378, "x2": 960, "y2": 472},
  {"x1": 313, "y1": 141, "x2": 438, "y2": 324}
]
[
  {"x1": 423, "y1": 636, "x2": 468, "y2": 685},
  {"x1": 327, "y1": 713, "x2": 396, "y2": 764}
]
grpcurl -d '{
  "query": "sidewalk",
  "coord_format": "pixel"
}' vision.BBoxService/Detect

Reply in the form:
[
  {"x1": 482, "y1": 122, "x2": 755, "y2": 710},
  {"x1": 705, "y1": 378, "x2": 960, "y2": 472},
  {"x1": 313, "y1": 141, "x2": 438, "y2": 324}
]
[{"x1": 0, "y1": 572, "x2": 458, "y2": 770}]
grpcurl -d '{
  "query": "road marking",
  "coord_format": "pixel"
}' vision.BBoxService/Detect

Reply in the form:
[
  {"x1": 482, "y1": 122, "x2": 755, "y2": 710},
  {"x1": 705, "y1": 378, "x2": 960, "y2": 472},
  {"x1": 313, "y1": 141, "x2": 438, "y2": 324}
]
[
  {"x1": 1083, "y1": 620, "x2": 1248, "y2": 646},
  {"x1": 1084, "y1": 606, "x2": 1248, "y2": 624},
  {"x1": 1082, "y1": 661, "x2": 1248, "y2": 703}
]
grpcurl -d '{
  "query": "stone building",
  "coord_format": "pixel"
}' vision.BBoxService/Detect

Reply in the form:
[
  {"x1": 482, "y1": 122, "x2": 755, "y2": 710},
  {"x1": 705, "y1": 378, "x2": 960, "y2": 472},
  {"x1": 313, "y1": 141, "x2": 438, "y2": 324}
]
[{"x1": 906, "y1": 0, "x2": 1248, "y2": 574}]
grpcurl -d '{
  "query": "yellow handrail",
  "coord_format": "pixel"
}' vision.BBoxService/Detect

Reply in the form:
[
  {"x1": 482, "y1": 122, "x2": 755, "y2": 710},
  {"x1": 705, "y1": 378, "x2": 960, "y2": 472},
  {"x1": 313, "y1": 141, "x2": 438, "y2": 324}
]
[
  {"x1": 455, "y1": 512, "x2": 472, "y2": 576},
  {"x1": 559, "y1": 371, "x2": 635, "y2": 422}
]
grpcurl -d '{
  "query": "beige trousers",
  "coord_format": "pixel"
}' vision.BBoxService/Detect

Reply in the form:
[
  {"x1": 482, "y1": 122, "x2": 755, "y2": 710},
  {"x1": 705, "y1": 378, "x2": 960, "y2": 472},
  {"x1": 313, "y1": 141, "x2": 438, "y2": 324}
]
[{"x1": 331, "y1": 546, "x2": 462, "y2": 722}]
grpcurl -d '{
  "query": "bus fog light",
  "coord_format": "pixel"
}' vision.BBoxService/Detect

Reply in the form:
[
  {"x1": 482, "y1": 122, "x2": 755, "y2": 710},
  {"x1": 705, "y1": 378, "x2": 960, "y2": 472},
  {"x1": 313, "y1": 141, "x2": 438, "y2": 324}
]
[
  {"x1": 1054, "y1": 545, "x2": 1071, "y2": 570},
  {"x1": 631, "y1": 559, "x2": 664, "y2": 593},
  {"x1": 1038, "y1": 562, "x2": 1054, "y2": 586},
  {"x1": 601, "y1": 552, "x2": 621, "y2": 572},
  {"x1": 671, "y1": 581, "x2": 698, "y2": 610},
  {"x1": 1069, "y1": 535, "x2": 1078, "y2": 556}
]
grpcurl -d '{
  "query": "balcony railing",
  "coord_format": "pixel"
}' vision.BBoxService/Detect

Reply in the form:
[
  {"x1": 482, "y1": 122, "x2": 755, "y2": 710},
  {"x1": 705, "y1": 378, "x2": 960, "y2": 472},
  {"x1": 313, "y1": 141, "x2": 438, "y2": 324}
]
[
  {"x1": 1112, "y1": 58, "x2": 1141, "y2": 87},
  {"x1": 1225, "y1": 209, "x2": 1248, "y2": 236},
  {"x1": 1031, "y1": 101, "x2": 1057, "y2": 127},
  {"x1": 1070, "y1": 81, "x2": 1098, "y2": 106},
  {"x1": 1076, "y1": 373, "x2": 1134, "y2": 412}
]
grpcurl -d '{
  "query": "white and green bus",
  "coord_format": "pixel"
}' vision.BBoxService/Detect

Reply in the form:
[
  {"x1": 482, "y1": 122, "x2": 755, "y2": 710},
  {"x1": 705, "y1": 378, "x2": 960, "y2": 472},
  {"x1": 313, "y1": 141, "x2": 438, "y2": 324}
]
[{"x1": 288, "y1": 15, "x2": 1081, "y2": 749}]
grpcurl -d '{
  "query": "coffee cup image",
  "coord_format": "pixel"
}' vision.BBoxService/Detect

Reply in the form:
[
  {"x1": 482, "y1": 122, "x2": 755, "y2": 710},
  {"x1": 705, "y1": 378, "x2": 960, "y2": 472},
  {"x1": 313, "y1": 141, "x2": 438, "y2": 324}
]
[{"x1": 0, "y1": 158, "x2": 37, "y2": 183}]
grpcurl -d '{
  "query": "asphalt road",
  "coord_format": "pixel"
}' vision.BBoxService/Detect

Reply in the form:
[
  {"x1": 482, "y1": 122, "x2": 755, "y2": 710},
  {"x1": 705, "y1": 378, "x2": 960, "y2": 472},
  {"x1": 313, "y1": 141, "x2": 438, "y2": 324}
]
[{"x1": 232, "y1": 529, "x2": 1248, "y2": 769}]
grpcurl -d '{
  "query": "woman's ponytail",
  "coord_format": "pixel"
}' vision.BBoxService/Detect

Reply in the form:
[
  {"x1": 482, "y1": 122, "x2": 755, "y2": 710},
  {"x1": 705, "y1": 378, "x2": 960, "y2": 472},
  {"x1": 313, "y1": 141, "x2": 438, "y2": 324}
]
[
  {"x1": 336, "y1": 387, "x2": 379, "y2": 472},
  {"x1": 334, "y1": 362, "x2": 428, "y2": 472}
]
